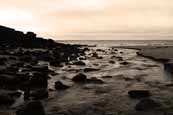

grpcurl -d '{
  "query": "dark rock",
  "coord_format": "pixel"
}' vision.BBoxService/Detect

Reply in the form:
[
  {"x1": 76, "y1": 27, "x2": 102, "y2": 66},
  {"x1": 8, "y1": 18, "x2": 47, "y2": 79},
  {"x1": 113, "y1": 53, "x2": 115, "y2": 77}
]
[
  {"x1": 0, "y1": 74, "x2": 21, "y2": 89},
  {"x1": 0, "y1": 94, "x2": 14, "y2": 106},
  {"x1": 55, "y1": 81, "x2": 70, "y2": 90},
  {"x1": 83, "y1": 48, "x2": 90, "y2": 52},
  {"x1": 128, "y1": 90, "x2": 151, "y2": 99},
  {"x1": 83, "y1": 68, "x2": 100, "y2": 72},
  {"x1": 109, "y1": 60, "x2": 115, "y2": 64},
  {"x1": 9, "y1": 56, "x2": 17, "y2": 60},
  {"x1": 121, "y1": 61, "x2": 129, "y2": 65},
  {"x1": 16, "y1": 101, "x2": 45, "y2": 115},
  {"x1": 0, "y1": 66, "x2": 7, "y2": 74},
  {"x1": 96, "y1": 49, "x2": 104, "y2": 52},
  {"x1": 30, "y1": 72, "x2": 48, "y2": 89},
  {"x1": 26, "y1": 32, "x2": 36, "y2": 38},
  {"x1": 9, "y1": 91, "x2": 22, "y2": 98},
  {"x1": 135, "y1": 98, "x2": 161, "y2": 111},
  {"x1": 49, "y1": 60, "x2": 61, "y2": 67},
  {"x1": 31, "y1": 65, "x2": 49, "y2": 72},
  {"x1": 72, "y1": 73, "x2": 87, "y2": 83},
  {"x1": 96, "y1": 56, "x2": 103, "y2": 59},
  {"x1": 19, "y1": 55, "x2": 32, "y2": 62},
  {"x1": 116, "y1": 56, "x2": 123, "y2": 61},
  {"x1": 30, "y1": 89, "x2": 48, "y2": 99},
  {"x1": 87, "y1": 77, "x2": 104, "y2": 84},
  {"x1": 92, "y1": 53, "x2": 99, "y2": 58},
  {"x1": 73, "y1": 61, "x2": 86, "y2": 66},
  {"x1": 93, "y1": 63, "x2": 99, "y2": 66},
  {"x1": 102, "y1": 76, "x2": 113, "y2": 78}
]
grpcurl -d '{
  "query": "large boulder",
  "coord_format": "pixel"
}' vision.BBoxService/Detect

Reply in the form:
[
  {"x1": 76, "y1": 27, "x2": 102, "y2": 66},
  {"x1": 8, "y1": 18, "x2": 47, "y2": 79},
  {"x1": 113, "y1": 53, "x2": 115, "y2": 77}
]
[{"x1": 16, "y1": 101, "x2": 45, "y2": 115}]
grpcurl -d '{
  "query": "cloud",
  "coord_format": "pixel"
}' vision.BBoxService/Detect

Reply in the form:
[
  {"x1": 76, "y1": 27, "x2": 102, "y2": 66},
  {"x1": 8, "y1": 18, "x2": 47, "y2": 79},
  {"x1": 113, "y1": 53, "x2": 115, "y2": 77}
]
[{"x1": 0, "y1": 0, "x2": 173, "y2": 39}]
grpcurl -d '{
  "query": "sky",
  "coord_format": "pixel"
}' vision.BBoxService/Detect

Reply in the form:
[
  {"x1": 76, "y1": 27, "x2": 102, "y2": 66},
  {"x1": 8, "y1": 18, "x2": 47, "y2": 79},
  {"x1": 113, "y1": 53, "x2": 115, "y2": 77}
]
[{"x1": 0, "y1": 0, "x2": 173, "y2": 40}]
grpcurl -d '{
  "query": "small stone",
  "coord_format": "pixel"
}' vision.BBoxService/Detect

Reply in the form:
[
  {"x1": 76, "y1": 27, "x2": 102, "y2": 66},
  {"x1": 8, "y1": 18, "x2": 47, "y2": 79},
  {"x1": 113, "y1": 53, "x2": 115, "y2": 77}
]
[
  {"x1": 83, "y1": 68, "x2": 100, "y2": 72},
  {"x1": 55, "y1": 81, "x2": 70, "y2": 90},
  {"x1": 72, "y1": 73, "x2": 87, "y2": 83},
  {"x1": 87, "y1": 77, "x2": 104, "y2": 84},
  {"x1": 109, "y1": 60, "x2": 115, "y2": 64},
  {"x1": 73, "y1": 61, "x2": 86, "y2": 66}
]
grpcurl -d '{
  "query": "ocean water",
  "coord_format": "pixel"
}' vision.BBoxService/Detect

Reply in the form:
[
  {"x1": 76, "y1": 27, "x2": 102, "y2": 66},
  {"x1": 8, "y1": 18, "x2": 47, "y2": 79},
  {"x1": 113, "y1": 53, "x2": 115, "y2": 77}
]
[{"x1": 58, "y1": 40, "x2": 173, "y2": 47}]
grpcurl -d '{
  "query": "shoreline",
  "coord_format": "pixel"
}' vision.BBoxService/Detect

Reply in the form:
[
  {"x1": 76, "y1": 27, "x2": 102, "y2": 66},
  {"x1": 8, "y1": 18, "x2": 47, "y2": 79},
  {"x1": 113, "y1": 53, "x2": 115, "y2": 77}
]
[{"x1": 1, "y1": 26, "x2": 173, "y2": 115}]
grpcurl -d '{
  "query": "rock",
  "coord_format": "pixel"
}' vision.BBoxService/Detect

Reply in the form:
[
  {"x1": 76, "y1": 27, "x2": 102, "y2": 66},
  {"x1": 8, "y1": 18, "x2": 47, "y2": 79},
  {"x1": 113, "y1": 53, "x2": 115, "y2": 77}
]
[
  {"x1": 73, "y1": 61, "x2": 86, "y2": 66},
  {"x1": 93, "y1": 63, "x2": 99, "y2": 66},
  {"x1": 19, "y1": 55, "x2": 32, "y2": 62},
  {"x1": 121, "y1": 61, "x2": 129, "y2": 65},
  {"x1": 87, "y1": 77, "x2": 104, "y2": 84},
  {"x1": 92, "y1": 53, "x2": 99, "y2": 58},
  {"x1": 9, "y1": 91, "x2": 22, "y2": 98},
  {"x1": 55, "y1": 81, "x2": 70, "y2": 90},
  {"x1": 0, "y1": 94, "x2": 14, "y2": 106},
  {"x1": 109, "y1": 60, "x2": 115, "y2": 64},
  {"x1": 116, "y1": 56, "x2": 123, "y2": 61},
  {"x1": 0, "y1": 66, "x2": 7, "y2": 74},
  {"x1": 96, "y1": 56, "x2": 103, "y2": 59},
  {"x1": 128, "y1": 90, "x2": 151, "y2": 99},
  {"x1": 31, "y1": 65, "x2": 49, "y2": 72},
  {"x1": 72, "y1": 73, "x2": 87, "y2": 83},
  {"x1": 83, "y1": 47, "x2": 90, "y2": 52},
  {"x1": 135, "y1": 98, "x2": 161, "y2": 111},
  {"x1": 30, "y1": 72, "x2": 48, "y2": 89},
  {"x1": 83, "y1": 68, "x2": 100, "y2": 72},
  {"x1": 0, "y1": 74, "x2": 21, "y2": 89},
  {"x1": 102, "y1": 76, "x2": 112, "y2": 78},
  {"x1": 16, "y1": 101, "x2": 45, "y2": 115},
  {"x1": 96, "y1": 49, "x2": 105, "y2": 52},
  {"x1": 49, "y1": 60, "x2": 61, "y2": 67},
  {"x1": 30, "y1": 88, "x2": 48, "y2": 99}
]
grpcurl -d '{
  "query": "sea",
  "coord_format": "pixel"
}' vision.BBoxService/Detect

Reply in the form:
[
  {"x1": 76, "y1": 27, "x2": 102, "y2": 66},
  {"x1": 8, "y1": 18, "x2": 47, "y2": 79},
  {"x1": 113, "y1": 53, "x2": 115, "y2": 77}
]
[{"x1": 58, "y1": 40, "x2": 173, "y2": 47}]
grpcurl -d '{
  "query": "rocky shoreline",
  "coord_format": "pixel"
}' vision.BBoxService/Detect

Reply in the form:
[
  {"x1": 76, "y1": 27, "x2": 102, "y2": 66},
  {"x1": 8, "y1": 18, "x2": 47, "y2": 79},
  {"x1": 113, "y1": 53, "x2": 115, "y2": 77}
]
[
  {"x1": 0, "y1": 26, "x2": 88, "y2": 115},
  {"x1": 1, "y1": 26, "x2": 173, "y2": 115}
]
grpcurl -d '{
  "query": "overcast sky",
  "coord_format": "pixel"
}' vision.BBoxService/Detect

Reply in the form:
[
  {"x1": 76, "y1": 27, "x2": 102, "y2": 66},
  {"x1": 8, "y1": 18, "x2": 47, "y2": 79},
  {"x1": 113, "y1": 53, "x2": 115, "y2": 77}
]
[{"x1": 0, "y1": 0, "x2": 173, "y2": 40}]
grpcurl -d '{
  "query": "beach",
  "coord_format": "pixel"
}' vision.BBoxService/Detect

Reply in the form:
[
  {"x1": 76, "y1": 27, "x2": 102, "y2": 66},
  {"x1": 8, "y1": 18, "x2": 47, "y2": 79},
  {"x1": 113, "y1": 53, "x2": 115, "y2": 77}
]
[{"x1": 1, "y1": 26, "x2": 173, "y2": 115}]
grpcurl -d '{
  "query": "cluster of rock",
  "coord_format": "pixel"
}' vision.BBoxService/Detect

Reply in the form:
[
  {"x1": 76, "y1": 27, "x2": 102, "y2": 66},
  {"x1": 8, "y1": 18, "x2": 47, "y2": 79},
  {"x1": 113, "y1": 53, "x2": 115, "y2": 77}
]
[{"x1": 0, "y1": 25, "x2": 87, "y2": 114}]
